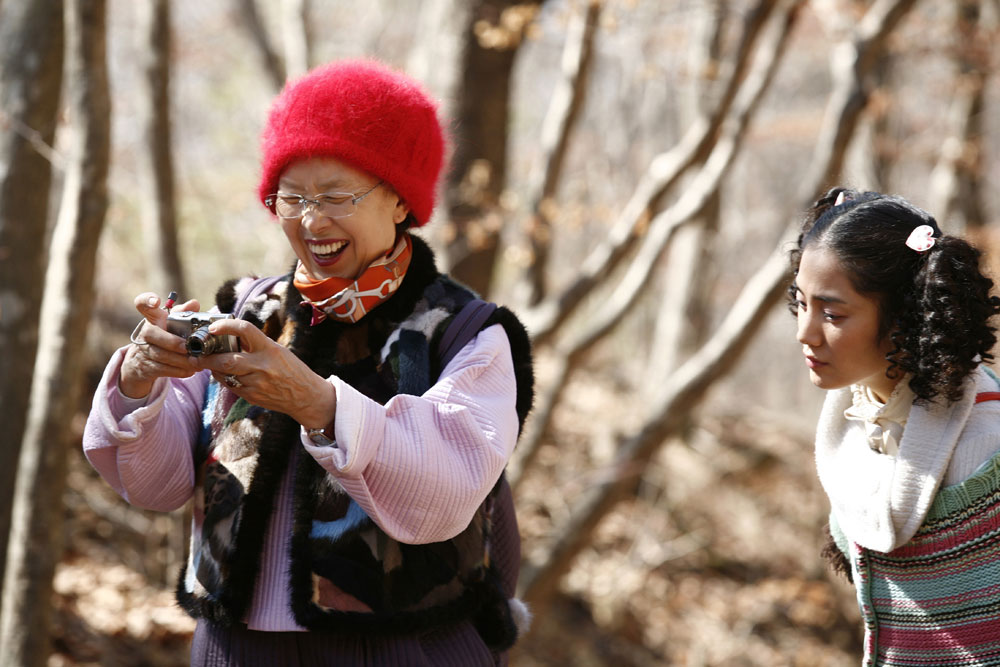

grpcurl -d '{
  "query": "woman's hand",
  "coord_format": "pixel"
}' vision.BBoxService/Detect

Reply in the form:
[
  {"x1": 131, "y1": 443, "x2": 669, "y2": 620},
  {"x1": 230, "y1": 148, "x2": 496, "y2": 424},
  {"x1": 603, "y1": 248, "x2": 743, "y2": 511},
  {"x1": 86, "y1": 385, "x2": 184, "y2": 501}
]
[
  {"x1": 191, "y1": 319, "x2": 337, "y2": 430},
  {"x1": 120, "y1": 292, "x2": 202, "y2": 399}
]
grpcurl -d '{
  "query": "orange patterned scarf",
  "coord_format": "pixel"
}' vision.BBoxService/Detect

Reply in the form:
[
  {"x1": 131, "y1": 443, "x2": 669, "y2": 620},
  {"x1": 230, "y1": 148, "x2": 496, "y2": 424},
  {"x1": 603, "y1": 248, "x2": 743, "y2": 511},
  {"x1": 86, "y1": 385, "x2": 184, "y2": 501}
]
[{"x1": 293, "y1": 234, "x2": 413, "y2": 325}]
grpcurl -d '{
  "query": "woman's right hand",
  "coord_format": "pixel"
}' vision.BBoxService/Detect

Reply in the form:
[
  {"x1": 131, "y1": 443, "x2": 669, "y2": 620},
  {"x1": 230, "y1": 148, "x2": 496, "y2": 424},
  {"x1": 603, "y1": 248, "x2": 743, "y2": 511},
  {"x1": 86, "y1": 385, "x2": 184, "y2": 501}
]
[{"x1": 119, "y1": 292, "x2": 202, "y2": 399}]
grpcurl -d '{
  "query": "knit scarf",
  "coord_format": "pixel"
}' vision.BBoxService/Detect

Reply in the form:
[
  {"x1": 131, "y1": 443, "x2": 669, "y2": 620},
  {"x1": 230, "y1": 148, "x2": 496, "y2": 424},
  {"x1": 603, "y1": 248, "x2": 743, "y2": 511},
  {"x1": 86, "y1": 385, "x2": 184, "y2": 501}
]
[{"x1": 293, "y1": 233, "x2": 412, "y2": 325}]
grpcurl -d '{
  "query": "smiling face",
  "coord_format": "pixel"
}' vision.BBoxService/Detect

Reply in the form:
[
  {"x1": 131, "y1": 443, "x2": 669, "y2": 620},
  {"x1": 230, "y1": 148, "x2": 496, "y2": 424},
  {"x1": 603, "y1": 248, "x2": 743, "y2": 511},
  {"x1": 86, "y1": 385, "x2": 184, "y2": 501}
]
[
  {"x1": 795, "y1": 246, "x2": 899, "y2": 401},
  {"x1": 277, "y1": 157, "x2": 409, "y2": 281}
]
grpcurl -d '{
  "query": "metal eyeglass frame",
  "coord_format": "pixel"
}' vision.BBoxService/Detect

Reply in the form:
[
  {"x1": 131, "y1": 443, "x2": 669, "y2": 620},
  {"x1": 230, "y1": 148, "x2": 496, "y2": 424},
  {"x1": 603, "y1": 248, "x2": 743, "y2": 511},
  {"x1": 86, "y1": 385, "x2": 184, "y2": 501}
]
[{"x1": 264, "y1": 180, "x2": 384, "y2": 219}]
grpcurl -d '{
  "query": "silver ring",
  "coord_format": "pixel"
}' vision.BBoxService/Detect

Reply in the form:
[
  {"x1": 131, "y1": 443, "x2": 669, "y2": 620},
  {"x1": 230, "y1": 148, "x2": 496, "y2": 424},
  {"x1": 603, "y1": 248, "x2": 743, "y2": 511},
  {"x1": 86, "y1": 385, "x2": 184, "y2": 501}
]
[{"x1": 223, "y1": 374, "x2": 242, "y2": 389}]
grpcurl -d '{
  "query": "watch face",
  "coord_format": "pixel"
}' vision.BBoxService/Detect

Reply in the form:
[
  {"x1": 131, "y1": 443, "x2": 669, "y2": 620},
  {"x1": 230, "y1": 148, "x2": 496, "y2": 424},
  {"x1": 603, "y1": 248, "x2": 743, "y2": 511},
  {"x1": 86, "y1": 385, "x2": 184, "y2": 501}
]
[{"x1": 308, "y1": 429, "x2": 334, "y2": 447}]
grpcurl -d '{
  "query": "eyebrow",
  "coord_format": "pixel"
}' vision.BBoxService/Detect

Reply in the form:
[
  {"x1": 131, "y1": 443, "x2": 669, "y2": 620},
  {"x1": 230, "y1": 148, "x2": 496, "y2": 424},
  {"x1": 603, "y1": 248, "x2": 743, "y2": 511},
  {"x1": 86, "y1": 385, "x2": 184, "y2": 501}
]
[{"x1": 792, "y1": 284, "x2": 847, "y2": 305}]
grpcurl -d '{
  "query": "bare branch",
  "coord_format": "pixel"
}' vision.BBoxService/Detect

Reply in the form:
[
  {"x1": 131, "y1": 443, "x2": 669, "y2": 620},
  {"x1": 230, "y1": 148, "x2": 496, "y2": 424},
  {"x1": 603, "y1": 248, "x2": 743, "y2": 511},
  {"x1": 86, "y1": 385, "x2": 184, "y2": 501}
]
[
  {"x1": 520, "y1": 0, "x2": 602, "y2": 305},
  {"x1": 510, "y1": 0, "x2": 800, "y2": 484},
  {"x1": 928, "y1": 0, "x2": 987, "y2": 230},
  {"x1": 237, "y1": 0, "x2": 285, "y2": 91},
  {"x1": 517, "y1": 0, "x2": 919, "y2": 612},
  {"x1": 520, "y1": 247, "x2": 791, "y2": 607},
  {"x1": 522, "y1": 0, "x2": 782, "y2": 344},
  {"x1": 282, "y1": 0, "x2": 311, "y2": 80}
]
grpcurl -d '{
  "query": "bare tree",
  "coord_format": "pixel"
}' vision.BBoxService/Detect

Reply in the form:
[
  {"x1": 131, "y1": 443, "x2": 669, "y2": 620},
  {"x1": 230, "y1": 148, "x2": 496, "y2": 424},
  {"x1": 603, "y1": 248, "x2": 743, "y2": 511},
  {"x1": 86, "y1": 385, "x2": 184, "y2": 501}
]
[
  {"x1": 511, "y1": 0, "x2": 798, "y2": 484},
  {"x1": 646, "y1": 0, "x2": 726, "y2": 385},
  {"x1": 440, "y1": 0, "x2": 547, "y2": 296},
  {"x1": 517, "y1": 0, "x2": 601, "y2": 307},
  {"x1": 0, "y1": 0, "x2": 64, "y2": 608},
  {"x1": 137, "y1": 0, "x2": 186, "y2": 297},
  {"x1": 517, "y1": 0, "x2": 919, "y2": 612},
  {"x1": 282, "y1": 0, "x2": 312, "y2": 80},
  {"x1": 520, "y1": 0, "x2": 783, "y2": 346},
  {"x1": 237, "y1": 0, "x2": 286, "y2": 91},
  {"x1": 0, "y1": 0, "x2": 109, "y2": 663},
  {"x1": 928, "y1": 0, "x2": 989, "y2": 230}
]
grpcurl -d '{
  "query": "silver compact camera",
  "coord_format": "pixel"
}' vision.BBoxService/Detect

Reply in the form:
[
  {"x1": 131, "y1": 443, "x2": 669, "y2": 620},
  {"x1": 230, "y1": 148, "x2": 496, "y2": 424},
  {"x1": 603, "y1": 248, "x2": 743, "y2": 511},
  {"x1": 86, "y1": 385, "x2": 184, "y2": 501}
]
[{"x1": 165, "y1": 311, "x2": 239, "y2": 357}]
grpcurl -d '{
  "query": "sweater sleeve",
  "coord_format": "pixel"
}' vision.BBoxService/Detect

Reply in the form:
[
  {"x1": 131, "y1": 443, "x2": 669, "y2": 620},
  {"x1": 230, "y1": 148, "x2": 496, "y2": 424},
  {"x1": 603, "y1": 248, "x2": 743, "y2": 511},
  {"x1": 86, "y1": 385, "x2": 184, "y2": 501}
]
[
  {"x1": 300, "y1": 324, "x2": 519, "y2": 545},
  {"x1": 82, "y1": 346, "x2": 207, "y2": 511}
]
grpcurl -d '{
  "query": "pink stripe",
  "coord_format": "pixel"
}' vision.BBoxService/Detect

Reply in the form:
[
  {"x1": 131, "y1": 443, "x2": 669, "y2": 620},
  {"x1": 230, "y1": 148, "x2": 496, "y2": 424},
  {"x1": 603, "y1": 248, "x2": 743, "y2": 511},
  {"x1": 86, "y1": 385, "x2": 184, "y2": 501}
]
[
  {"x1": 893, "y1": 504, "x2": 1000, "y2": 558},
  {"x1": 879, "y1": 617, "x2": 1000, "y2": 648},
  {"x1": 870, "y1": 546, "x2": 1000, "y2": 583}
]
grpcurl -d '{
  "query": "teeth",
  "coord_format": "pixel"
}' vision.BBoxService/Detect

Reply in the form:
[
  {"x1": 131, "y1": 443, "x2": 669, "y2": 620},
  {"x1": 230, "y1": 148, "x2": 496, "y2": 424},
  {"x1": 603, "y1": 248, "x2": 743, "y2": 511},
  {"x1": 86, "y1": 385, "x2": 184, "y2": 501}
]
[{"x1": 311, "y1": 240, "x2": 346, "y2": 255}]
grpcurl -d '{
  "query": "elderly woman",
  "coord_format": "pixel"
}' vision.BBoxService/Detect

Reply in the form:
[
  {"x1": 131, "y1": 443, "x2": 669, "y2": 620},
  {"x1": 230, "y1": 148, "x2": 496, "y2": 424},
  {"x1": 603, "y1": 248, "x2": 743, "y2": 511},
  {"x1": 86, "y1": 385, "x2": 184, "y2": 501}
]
[{"x1": 83, "y1": 60, "x2": 533, "y2": 667}]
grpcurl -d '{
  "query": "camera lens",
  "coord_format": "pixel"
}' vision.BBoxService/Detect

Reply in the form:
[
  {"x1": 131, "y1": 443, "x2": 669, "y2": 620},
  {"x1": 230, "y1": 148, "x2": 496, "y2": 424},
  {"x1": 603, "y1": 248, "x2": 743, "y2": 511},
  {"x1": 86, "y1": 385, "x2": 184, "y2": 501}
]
[{"x1": 185, "y1": 326, "x2": 217, "y2": 357}]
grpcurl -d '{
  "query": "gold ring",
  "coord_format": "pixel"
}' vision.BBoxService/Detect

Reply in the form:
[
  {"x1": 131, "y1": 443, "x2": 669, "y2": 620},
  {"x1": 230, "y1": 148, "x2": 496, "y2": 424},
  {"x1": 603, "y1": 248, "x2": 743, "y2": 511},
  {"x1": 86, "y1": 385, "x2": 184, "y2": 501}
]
[{"x1": 223, "y1": 374, "x2": 242, "y2": 389}]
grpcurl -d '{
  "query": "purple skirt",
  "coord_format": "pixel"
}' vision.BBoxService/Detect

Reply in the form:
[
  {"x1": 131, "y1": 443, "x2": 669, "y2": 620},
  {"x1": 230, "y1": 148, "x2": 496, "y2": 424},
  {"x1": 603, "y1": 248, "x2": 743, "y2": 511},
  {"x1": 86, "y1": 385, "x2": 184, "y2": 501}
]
[{"x1": 190, "y1": 619, "x2": 505, "y2": 667}]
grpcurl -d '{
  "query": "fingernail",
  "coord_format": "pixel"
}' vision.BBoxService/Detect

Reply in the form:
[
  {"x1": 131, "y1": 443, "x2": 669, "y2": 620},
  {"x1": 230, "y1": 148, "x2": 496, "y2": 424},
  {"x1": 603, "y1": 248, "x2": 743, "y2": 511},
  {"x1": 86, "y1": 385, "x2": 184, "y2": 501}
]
[{"x1": 147, "y1": 296, "x2": 158, "y2": 307}]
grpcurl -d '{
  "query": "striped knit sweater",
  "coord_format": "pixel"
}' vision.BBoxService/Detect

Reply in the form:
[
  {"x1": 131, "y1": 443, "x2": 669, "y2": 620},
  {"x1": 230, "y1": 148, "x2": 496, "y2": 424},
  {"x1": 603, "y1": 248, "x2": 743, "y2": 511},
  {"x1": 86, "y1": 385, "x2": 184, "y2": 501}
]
[
  {"x1": 845, "y1": 452, "x2": 1000, "y2": 666},
  {"x1": 819, "y1": 367, "x2": 1000, "y2": 666}
]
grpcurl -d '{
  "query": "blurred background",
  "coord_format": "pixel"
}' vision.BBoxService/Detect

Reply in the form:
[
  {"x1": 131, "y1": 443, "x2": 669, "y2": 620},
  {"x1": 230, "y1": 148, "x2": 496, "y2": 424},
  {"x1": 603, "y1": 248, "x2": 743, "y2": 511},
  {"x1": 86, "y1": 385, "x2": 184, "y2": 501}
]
[{"x1": 2, "y1": 0, "x2": 999, "y2": 664}]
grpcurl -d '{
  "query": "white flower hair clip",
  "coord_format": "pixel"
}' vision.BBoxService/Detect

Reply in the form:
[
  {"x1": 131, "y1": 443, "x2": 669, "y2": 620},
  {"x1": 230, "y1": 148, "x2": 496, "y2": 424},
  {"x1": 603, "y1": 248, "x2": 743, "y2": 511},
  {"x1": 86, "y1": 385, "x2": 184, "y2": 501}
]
[{"x1": 905, "y1": 225, "x2": 936, "y2": 253}]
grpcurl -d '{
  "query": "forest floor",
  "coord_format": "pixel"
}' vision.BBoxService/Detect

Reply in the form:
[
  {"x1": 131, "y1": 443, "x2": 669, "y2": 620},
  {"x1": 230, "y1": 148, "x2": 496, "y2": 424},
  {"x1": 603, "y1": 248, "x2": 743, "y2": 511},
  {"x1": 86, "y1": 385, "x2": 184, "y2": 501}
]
[{"x1": 50, "y1": 366, "x2": 862, "y2": 666}]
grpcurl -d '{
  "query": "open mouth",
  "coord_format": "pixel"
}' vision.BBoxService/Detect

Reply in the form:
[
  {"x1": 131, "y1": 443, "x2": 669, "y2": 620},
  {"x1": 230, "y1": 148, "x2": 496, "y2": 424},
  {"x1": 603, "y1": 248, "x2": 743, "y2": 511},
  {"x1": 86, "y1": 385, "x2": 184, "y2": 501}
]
[{"x1": 309, "y1": 240, "x2": 348, "y2": 264}]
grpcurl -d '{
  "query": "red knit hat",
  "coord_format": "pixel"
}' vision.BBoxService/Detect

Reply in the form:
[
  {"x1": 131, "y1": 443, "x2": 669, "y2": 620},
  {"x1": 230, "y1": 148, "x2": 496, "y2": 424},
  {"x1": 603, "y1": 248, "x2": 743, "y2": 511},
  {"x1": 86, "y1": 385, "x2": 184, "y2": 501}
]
[{"x1": 258, "y1": 59, "x2": 446, "y2": 225}]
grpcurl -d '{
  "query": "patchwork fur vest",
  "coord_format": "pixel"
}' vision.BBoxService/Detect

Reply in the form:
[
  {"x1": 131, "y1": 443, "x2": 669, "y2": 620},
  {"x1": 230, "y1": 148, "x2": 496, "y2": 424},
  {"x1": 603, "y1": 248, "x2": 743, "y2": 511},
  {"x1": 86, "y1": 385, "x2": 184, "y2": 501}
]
[{"x1": 175, "y1": 236, "x2": 533, "y2": 650}]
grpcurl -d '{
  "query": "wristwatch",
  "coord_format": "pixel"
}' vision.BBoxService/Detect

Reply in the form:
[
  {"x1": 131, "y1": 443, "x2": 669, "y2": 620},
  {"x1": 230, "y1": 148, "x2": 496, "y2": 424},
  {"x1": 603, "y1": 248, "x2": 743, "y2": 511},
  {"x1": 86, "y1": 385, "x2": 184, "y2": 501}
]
[{"x1": 306, "y1": 419, "x2": 336, "y2": 447}]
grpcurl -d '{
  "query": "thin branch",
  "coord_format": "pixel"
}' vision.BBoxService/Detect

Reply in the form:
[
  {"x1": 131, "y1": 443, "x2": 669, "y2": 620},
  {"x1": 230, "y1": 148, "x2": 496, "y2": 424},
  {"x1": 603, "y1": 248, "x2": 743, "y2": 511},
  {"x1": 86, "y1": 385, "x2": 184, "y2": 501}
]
[
  {"x1": 237, "y1": 0, "x2": 285, "y2": 91},
  {"x1": 521, "y1": 0, "x2": 602, "y2": 305},
  {"x1": 281, "y1": 0, "x2": 311, "y2": 80},
  {"x1": 520, "y1": 246, "x2": 790, "y2": 606},
  {"x1": 510, "y1": 0, "x2": 800, "y2": 485},
  {"x1": 517, "y1": 0, "x2": 919, "y2": 612},
  {"x1": 522, "y1": 0, "x2": 781, "y2": 345}
]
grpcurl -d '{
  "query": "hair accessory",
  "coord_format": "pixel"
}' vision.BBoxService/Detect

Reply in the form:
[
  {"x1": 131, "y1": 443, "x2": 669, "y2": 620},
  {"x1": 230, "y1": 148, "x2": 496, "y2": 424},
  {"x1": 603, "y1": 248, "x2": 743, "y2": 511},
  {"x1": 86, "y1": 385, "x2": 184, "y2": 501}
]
[
  {"x1": 258, "y1": 59, "x2": 446, "y2": 226},
  {"x1": 905, "y1": 225, "x2": 936, "y2": 253}
]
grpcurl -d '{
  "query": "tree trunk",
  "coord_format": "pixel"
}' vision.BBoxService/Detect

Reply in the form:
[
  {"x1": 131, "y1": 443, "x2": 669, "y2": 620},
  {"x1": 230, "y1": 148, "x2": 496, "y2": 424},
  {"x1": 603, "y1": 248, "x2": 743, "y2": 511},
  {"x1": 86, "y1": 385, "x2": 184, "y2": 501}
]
[
  {"x1": 518, "y1": 0, "x2": 918, "y2": 612},
  {"x1": 511, "y1": 0, "x2": 799, "y2": 486},
  {"x1": 519, "y1": 0, "x2": 601, "y2": 306},
  {"x1": 521, "y1": 0, "x2": 780, "y2": 345},
  {"x1": 237, "y1": 0, "x2": 285, "y2": 91},
  {"x1": 442, "y1": 0, "x2": 546, "y2": 296},
  {"x1": 282, "y1": 0, "x2": 310, "y2": 80},
  {"x1": 647, "y1": 0, "x2": 725, "y2": 384},
  {"x1": 928, "y1": 0, "x2": 987, "y2": 231},
  {"x1": 0, "y1": 0, "x2": 65, "y2": 609},
  {"x1": 137, "y1": 0, "x2": 186, "y2": 298},
  {"x1": 0, "y1": 0, "x2": 108, "y2": 662}
]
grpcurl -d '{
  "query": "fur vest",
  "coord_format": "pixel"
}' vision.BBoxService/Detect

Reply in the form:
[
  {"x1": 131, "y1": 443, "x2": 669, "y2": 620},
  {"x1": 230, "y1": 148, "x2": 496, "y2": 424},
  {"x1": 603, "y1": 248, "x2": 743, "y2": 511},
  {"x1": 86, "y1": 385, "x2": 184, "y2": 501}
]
[{"x1": 175, "y1": 236, "x2": 534, "y2": 650}]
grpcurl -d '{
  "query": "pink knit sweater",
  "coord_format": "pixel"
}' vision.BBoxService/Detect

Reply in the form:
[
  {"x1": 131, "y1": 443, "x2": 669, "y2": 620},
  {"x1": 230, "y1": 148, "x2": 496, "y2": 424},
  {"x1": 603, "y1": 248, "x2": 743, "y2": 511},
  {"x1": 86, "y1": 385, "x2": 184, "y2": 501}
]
[{"x1": 82, "y1": 325, "x2": 519, "y2": 631}]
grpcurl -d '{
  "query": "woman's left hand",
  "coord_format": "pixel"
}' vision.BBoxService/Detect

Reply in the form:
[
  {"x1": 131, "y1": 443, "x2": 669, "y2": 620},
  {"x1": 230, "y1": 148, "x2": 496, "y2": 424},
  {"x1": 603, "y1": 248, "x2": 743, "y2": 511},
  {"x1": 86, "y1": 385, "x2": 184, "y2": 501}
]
[{"x1": 191, "y1": 318, "x2": 335, "y2": 430}]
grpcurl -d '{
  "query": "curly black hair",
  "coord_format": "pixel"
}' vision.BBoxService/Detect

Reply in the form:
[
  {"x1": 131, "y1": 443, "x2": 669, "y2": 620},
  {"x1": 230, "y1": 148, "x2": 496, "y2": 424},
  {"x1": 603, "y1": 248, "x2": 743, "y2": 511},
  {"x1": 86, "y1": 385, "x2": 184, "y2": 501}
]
[{"x1": 788, "y1": 187, "x2": 1000, "y2": 404}]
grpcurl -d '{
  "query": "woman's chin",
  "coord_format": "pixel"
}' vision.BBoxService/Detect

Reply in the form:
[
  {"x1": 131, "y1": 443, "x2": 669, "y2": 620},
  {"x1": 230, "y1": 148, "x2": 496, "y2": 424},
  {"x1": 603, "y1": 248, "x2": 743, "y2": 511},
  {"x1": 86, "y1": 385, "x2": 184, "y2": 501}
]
[{"x1": 808, "y1": 370, "x2": 843, "y2": 392}]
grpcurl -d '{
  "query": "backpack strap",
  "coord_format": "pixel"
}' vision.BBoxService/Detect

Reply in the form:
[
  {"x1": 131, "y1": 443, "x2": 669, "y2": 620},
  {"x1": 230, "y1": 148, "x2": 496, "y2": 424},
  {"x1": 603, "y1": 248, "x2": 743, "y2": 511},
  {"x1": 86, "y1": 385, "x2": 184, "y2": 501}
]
[
  {"x1": 437, "y1": 298, "x2": 498, "y2": 371},
  {"x1": 232, "y1": 275, "x2": 283, "y2": 318}
]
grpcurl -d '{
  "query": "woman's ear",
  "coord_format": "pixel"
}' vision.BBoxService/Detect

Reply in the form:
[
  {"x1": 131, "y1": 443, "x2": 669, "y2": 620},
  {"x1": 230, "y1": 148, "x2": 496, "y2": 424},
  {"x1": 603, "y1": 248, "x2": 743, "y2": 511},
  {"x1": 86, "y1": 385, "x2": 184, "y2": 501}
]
[{"x1": 393, "y1": 197, "x2": 410, "y2": 225}]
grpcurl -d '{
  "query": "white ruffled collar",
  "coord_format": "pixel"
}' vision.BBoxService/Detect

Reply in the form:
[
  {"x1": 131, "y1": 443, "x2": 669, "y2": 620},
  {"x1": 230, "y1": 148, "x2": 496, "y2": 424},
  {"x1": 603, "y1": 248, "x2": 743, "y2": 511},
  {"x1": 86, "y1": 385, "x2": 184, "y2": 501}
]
[{"x1": 843, "y1": 379, "x2": 914, "y2": 456}]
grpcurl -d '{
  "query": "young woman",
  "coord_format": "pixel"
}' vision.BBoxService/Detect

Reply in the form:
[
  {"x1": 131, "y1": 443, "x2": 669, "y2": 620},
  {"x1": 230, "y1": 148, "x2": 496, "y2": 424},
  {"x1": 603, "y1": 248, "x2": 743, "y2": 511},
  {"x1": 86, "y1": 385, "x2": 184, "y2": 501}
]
[
  {"x1": 84, "y1": 59, "x2": 533, "y2": 667},
  {"x1": 790, "y1": 187, "x2": 1000, "y2": 665}
]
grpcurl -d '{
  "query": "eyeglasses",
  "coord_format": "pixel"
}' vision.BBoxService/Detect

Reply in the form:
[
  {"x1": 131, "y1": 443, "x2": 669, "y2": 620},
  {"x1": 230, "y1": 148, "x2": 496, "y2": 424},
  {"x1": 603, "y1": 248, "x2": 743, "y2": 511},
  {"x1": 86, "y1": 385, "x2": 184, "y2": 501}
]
[{"x1": 264, "y1": 181, "x2": 384, "y2": 220}]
